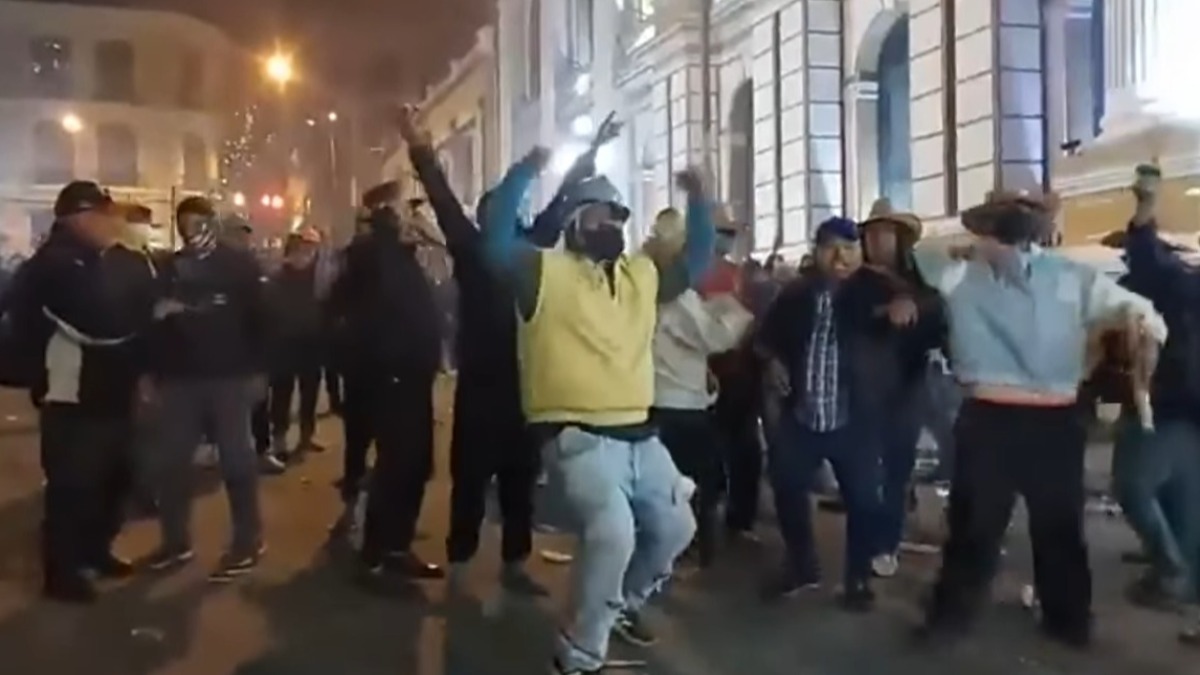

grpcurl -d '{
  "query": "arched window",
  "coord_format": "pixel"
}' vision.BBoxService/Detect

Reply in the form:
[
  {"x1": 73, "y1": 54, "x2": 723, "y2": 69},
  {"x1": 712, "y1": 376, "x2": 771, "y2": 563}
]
[
  {"x1": 97, "y1": 123, "x2": 138, "y2": 186},
  {"x1": 32, "y1": 120, "x2": 75, "y2": 184},
  {"x1": 95, "y1": 40, "x2": 135, "y2": 102},
  {"x1": 182, "y1": 134, "x2": 208, "y2": 189},
  {"x1": 876, "y1": 17, "x2": 912, "y2": 210},
  {"x1": 526, "y1": 0, "x2": 542, "y2": 98}
]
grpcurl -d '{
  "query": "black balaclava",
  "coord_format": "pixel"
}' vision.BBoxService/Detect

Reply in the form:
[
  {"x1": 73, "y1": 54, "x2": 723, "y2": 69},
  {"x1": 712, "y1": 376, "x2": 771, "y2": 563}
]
[{"x1": 565, "y1": 204, "x2": 625, "y2": 264}]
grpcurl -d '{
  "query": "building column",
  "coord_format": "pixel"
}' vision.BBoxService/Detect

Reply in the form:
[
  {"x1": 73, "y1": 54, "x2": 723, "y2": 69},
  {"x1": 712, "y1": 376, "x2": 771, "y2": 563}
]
[
  {"x1": 843, "y1": 79, "x2": 878, "y2": 220},
  {"x1": 1101, "y1": 0, "x2": 1200, "y2": 138}
]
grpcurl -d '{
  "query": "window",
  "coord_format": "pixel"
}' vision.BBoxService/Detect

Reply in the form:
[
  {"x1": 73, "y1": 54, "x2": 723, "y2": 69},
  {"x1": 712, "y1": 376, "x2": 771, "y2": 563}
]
[
  {"x1": 29, "y1": 37, "x2": 72, "y2": 98},
  {"x1": 94, "y1": 40, "x2": 135, "y2": 102},
  {"x1": 526, "y1": 0, "x2": 542, "y2": 98},
  {"x1": 1063, "y1": 1, "x2": 1105, "y2": 144},
  {"x1": 32, "y1": 121, "x2": 75, "y2": 184},
  {"x1": 97, "y1": 124, "x2": 139, "y2": 186},
  {"x1": 568, "y1": 0, "x2": 595, "y2": 67},
  {"x1": 182, "y1": 135, "x2": 208, "y2": 189},
  {"x1": 178, "y1": 50, "x2": 203, "y2": 109}
]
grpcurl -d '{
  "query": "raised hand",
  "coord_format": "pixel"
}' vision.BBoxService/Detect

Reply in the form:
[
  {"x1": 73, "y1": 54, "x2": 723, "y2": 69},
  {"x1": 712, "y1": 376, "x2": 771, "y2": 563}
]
[
  {"x1": 524, "y1": 145, "x2": 553, "y2": 173},
  {"x1": 674, "y1": 167, "x2": 705, "y2": 196},
  {"x1": 395, "y1": 104, "x2": 432, "y2": 148},
  {"x1": 592, "y1": 111, "x2": 623, "y2": 148}
]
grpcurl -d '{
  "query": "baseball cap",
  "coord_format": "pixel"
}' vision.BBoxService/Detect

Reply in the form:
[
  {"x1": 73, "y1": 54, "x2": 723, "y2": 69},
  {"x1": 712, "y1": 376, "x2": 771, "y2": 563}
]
[
  {"x1": 176, "y1": 195, "x2": 215, "y2": 220},
  {"x1": 814, "y1": 216, "x2": 860, "y2": 245},
  {"x1": 53, "y1": 180, "x2": 115, "y2": 218}
]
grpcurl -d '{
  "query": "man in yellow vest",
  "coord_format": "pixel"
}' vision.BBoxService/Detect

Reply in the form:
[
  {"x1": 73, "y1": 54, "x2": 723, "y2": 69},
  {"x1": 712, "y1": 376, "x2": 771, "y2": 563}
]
[{"x1": 483, "y1": 147, "x2": 715, "y2": 675}]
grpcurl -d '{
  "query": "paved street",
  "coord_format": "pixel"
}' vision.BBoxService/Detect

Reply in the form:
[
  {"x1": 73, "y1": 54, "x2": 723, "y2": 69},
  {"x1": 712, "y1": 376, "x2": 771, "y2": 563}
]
[{"x1": 0, "y1": 385, "x2": 1195, "y2": 675}]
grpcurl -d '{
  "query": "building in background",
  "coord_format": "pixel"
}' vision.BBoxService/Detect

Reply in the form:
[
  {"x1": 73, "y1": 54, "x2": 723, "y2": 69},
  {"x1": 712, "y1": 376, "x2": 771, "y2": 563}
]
[
  {"x1": 495, "y1": 0, "x2": 1200, "y2": 260},
  {"x1": 0, "y1": 0, "x2": 244, "y2": 253},
  {"x1": 383, "y1": 27, "x2": 499, "y2": 218}
]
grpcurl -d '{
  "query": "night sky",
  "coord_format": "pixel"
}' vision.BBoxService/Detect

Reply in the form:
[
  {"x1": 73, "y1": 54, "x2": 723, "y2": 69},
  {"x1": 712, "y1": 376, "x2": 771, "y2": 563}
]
[{"x1": 16, "y1": 0, "x2": 491, "y2": 95}]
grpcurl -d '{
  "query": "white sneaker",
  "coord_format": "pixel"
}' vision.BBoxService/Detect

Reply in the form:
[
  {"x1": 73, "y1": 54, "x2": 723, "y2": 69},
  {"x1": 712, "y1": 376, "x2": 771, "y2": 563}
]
[
  {"x1": 194, "y1": 444, "x2": 219, "y2": 468},
  {"x1": 871, "y1": 553, "x2": 899, "y2": 578}
]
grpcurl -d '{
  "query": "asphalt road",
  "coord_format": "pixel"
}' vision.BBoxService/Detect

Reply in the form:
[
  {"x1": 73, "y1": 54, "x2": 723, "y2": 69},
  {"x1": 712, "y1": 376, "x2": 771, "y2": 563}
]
[{"x1": 0, "y1": 384, "x2": 1195, "y2": 675}]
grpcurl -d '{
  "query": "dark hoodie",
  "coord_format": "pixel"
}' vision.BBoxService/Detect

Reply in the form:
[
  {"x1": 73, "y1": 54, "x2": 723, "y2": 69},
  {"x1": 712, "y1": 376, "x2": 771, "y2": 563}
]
[{"x1": 327, "y1": 208, "x2": 443, "y2": 377}]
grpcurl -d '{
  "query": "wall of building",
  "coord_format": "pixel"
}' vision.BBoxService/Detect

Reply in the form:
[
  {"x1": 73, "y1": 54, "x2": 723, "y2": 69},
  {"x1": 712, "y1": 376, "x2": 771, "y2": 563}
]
[{"x1": 0, "y1": 0, "x2": 242, "y2": 252}]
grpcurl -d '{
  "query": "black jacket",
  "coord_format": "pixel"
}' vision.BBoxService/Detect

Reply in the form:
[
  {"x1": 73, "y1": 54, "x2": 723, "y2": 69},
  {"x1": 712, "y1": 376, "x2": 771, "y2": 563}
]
[
  {"x1": 9, "y1": 227, "x2": 156, "y2": 414},
  {"x1": 328, "y1": 217, "x2": 442, "y2": 377},
  {"x1": 147, "y1": 244, "x2": 266, "y2": 380}
]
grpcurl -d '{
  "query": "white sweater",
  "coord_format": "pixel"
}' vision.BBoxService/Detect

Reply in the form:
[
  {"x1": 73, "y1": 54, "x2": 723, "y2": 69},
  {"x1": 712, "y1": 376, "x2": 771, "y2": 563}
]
[{"x1": 653, "y1": 290, "x2": 754, "y2": 410}]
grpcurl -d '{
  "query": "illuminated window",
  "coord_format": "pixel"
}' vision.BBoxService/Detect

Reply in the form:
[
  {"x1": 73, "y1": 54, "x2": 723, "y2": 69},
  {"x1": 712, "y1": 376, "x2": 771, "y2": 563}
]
[
  {"x1": 95, "y1": 40, "x2": 135, "y2": 102},
  {"x1": 29, "y1": 37, "x2": 72, "y2": 98},
  {"x1": 32, "y1": 120, "x2": 75, "y2": 184},
  {"x1": 97, "y1": 124, "x2": 139, "y2": 186},
  {"x1": 568, "y1": 0, "x2": 595, "y2": 67}
]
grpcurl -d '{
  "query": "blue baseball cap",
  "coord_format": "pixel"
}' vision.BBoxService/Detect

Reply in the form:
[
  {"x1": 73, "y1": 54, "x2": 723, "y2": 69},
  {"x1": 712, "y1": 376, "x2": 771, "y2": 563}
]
[{"x1": 814, "y1": 216, "x2": 859, "y2": 245}]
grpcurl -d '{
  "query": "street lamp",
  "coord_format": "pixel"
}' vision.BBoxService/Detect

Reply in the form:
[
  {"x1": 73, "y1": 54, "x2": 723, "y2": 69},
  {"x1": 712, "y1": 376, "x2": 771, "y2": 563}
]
[
  {"x1": 264, "y1": 51, "x2": 294, "y2": 88},
  {"x1": 327, "y1": 111, "x2": 338, "y2": 122},
  {"x1": 60, "y1": 113, "x2": 82, "y2": 134}
]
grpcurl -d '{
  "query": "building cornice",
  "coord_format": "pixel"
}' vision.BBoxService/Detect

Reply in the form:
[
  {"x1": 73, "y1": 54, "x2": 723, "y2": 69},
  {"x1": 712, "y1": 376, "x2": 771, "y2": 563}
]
[{"x1": 1055, "y1": 119, "x2": 1200, "y2": 195}]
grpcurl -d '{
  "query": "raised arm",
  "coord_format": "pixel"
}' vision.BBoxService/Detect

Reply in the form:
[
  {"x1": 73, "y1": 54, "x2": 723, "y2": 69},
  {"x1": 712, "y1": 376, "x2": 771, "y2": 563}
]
[
  {"x1": 657, "y1": 168, "x2": 715, "y2": 303},
  {"x1": 396, "y1": 105, "x2": 478, "y2": 254},
  {"x1": 529, "y1": 112, "x2": 622, "y2": 248},
  {"x1": 483, "y1": 147, "x2": 551, "y2": 318}
]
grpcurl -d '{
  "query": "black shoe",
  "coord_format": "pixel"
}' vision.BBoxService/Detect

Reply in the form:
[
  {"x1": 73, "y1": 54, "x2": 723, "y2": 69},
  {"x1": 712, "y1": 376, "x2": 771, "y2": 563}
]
[
  {"x1": 87, "y1": 554, "x2": 135, "y2": 580},
  {"x1": 383, "y1": 552, "x2": 445, "y2": 580},
  {"x1": 501, "y1": 565, "x2": 549, "y2": 597},
  {"x1": 912, "y1": 619, "x2": 968, "y2": 650},
  {"x1": 612, "y1": 609, "x2": 658, "y2": 647},
  {"x1": 299, "y1": 436, "x2": 326, "y2": 453},
  {"x1": 759, "y1": 570, "x2": 821, "y2": 602},
  {"x1": 259, "y1": 454, "x2": 287, "y2": 475},
  {"x1": 44, "y1": 574, "x2": 98, "y2": 604},
  {"x1": 1040, "y1": 619, "x2": 1092, "y2": 650},
  {"x1": 840, "y1": 581, "x2": 876, "y2": 613},
  {"x1": 145, "y1": 546, "x2": 195, "y2": 572},
  {"x1": 354, "y1": 562, "x2": 419, "y2": 598},
  {"x1": 1125, "y1": 573, "x2": 1185, "y2": 612},
  {"x1": 208, "y1": 544, "x2": 265, "y2": 583}
]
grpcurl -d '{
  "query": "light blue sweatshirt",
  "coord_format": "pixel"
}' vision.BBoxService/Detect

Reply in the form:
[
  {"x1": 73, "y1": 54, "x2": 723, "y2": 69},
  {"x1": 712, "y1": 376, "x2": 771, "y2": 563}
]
[{"x1": 914, "y1": 242, "x2": 1166, "y2": 398}]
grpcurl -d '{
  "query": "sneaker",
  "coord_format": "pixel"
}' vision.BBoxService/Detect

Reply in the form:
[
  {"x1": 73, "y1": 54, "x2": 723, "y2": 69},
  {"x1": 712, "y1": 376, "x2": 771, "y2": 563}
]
[
  {"x1": 1180, "y1": 621, "x2": 1200, "y2": 647},
  {"x1": 501, "y1": 564, "x2": 549, "y2": 597},
  {"x1": 759, "y1": 571, "x2": 821, "y2": 602},
  {"x1": 539, "y1": 549, "x2": 574, "y2": 564},
  {"x1": 840, "y1": 581, "x2": 876, "y2": 613},
  {"x1": 1125, "y1": 572, "x2": 1186, "y2": 612},
  {"x1": 86, "y1": 554, "x2": 135, "y2": 580},
  {"x1": 43, "y1": 574, "x2": 98, "y2": 604},
  {"x1": 146, "y1": 546, "x2": 195, "y2": 572},
  {"x1": 549, "y1": 658, "x2": 600, "y2": 675},
  {"x1": 208, "y1": 544, "x2": 265, "y2": 583},
  {"x1": 872, "y1": 553, "x2": 900, "y2": 578},
  {"x1": 259, "y1": 453, "x2": 287, "y2": 475},
  {"x1": 354, "y1": 562, "x2": 419, "y2": 598},
  {"x1": 612, "y1": 609, "x2": 657, "y2": 647},
  {"x1": 382, "y1": 551, "x2": 445, "y2": 580},
  {"x1": 299, "y1": 435, "x2": 326, "y2": 453}
]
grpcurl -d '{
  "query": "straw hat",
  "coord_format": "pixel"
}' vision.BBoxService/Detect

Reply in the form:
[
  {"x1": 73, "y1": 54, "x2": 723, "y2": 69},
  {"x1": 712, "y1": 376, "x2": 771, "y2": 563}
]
[{"x1": 859, "y1": 198, "x2": 923, "y2": 239}]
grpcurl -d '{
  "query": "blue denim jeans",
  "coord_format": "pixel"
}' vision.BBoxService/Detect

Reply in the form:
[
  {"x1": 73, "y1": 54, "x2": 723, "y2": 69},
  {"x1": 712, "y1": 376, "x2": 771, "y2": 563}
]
[
  {"x1": 1112, "y1": 416, "x2": 1200, "y2": 600},
  {"x1": 769, "y1": 414, "x2": 877, "y2": 585},
  {"x1": 876, "y1": 392, "x2": 924, "y2": 555},
  {"x1": 544, "y1": 427, "x2": 696, "y2": 672}
]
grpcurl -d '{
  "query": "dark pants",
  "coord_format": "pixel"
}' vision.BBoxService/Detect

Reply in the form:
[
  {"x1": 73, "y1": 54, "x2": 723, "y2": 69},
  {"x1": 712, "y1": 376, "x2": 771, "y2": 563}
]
[
  {"x1": 715, "y1": 392, "x2": 762, "y2": 533},
  {"x1": 40, "y1": 405, "x2": 132, "y2": 582},
  {"x1": 324, "y1": 364, "x2": 343, "y2": 413},
  {"x1": 360, "y1": 371, "x2": 435, "y2": 565},
  {"x1": 876, "y1": 391, "x2": 924, "y2": 555},
  {"x1": 269, "y1": 361, "x2": 321, "y2": 442},
  {"x1": 340, "y1": 370, "x2": 376, "y2": 502},
  {"x1": 446, "y1": 378, "x2": 537, "y2": 564},
  {"x1": 929, "y1": 400, "x2": 1091, "y2": 633},
  {"x1": 153, "y1": 378, "x2": 262, "y2": 554},
  {"x1": 769, "y1": 414, "x2": 877, "y2": 586},
  {"x1": 655, "y1": 407, "x2": 723, "y2": 564},
  {"x1": 251, "y1": 398, "x2": 270, "y2": 456},
  {"x1": 1112, "y1": 415, "x2": 1200, "y2": 598}
]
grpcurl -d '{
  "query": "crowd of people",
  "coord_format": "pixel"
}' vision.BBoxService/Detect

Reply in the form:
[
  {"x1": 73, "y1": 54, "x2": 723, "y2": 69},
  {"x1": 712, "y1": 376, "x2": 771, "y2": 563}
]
[{"x1": 1, "y1": 104, "x2": 1198, "y2": 674}]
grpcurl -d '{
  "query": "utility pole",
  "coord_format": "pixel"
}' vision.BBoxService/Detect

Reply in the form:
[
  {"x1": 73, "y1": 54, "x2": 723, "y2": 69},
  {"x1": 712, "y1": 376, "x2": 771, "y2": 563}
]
[{"x1": 699, "y1": 0, "x2": 715, "y2": 189}]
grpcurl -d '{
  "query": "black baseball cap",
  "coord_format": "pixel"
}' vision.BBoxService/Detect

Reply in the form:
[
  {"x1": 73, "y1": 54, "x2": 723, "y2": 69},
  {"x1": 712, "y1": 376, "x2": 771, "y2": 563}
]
[
  {"x1": 53, "y1": 180, "x2": 115, "y2": 218},
  {"x1": 362, "y1": 180, "x2": 399, "y2": 210},
  {"x1": 176, "y1": 196, "x2": 215, "y2": 220}
]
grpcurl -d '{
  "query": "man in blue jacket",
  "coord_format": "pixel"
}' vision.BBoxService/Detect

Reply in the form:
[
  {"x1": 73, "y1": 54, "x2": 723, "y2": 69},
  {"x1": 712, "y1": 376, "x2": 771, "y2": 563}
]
[{"x1": 1122, "y1": 176, "x2": 1200, "y2": 639}]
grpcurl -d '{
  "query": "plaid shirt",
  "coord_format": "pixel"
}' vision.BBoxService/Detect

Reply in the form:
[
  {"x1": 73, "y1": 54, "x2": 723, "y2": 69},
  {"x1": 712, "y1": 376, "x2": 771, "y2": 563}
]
[{"x1": 800, "y1": 290, "x2": 846, "y2": 431}]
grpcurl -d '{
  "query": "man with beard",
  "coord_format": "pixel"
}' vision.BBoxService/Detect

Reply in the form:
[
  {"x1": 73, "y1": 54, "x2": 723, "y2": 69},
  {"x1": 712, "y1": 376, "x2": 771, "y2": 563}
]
[
  {"x1": 853, "y1": 199, "x2": 946, "y2": 579},
  {"x1": 329, "y1": 181, "x2": 445, "y2": 593},
  {"x1": 485, "y1": 146, "x2": 712, "y2": 675},
  {"x1": 915, "y1": 191, "x2": 1166, "y2": 648},
  {"x1": 142, "y1": 196, "x2": 267, "y2": 583}
]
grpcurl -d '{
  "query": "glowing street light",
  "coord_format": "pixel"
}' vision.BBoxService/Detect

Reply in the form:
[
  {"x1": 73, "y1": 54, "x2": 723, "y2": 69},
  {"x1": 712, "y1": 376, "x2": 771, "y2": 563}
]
[
  {"x1": 260, "y1": 194, "x2": 271, "y2": 207},
  {"x1": 327, "y1": 111, "x2": 338, "y2": 122},
  {"x1": 270, "y1": 195, "x2": 285, "y2": 210},
  {"x1": 264, "y1": 51, "x2": 294, "y2": 88},
  {"x1": 232, "y1": 192, "x2": 246, "y2": 207},
  {"x1": 60, "y1": 113, "x2": 82, "y2": 134}
]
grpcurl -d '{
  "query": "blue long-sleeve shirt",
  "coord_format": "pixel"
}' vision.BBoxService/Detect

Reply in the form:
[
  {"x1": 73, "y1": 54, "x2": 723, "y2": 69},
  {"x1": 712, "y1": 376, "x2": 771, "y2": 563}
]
[{"x1": 482, "y1": 156, "x2": 715, "y2": 319}]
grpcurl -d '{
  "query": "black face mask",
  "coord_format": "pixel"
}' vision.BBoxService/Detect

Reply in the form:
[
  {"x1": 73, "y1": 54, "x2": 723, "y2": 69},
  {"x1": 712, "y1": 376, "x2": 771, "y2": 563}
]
[{"x1": 572, "y1": 224, "x2": 625, "y2": 263}]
